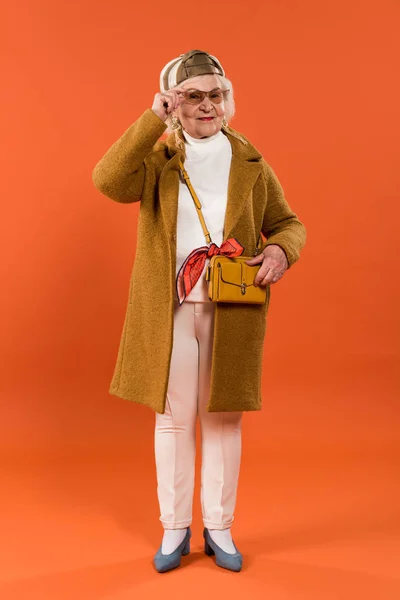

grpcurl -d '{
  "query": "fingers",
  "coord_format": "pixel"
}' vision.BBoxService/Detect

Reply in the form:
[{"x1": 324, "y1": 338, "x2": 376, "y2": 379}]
[
  {"x1": 253, "y1": 257, "x2": 287, "y2": 286},
  {"x1": 244, "y1": 253, "x2": 264, "y2": 265},
  {"x1": 160, "y1": 87, "x2": 186, "y2": 113},
  {"x1": 244, "y1": 252, "x2": 287, "y2": 286},
  {"x1": 152, "y1": 87, "x2": 187, "y2": 120},
  {"x1": 157, "y1": 93, "x2": 176, "y2": 114},
  {"x1": 259, "y1": 269, "x2": 285, "y2": 285},
  {"x1": 250, "y1": 246, "x2": 288, "y2": 286}
]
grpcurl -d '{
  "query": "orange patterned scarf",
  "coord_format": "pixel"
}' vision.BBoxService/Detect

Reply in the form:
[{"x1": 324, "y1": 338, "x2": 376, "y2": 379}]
[{"x1": 176, "y1": 237, "x2": 244, "y2": 305}]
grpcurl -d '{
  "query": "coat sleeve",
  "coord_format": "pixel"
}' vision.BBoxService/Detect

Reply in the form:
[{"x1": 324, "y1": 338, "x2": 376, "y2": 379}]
[
  {"x1": 260, "y1": 161, "x2": 307, "y2": 268},
  {"x1": 91, "y1": 108, "x2": 168, "y2": 203}
]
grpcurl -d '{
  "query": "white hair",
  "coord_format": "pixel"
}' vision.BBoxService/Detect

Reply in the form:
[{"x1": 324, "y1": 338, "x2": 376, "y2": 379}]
[{"x1": 163, "y1": 74, "x2": 236, "y2": 135}]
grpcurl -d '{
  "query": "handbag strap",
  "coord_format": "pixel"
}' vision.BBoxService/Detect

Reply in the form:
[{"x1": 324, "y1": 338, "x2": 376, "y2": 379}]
[
  {"x1": 178, "y1": 158, "x2": 212, "y2": 244},
  {"x1": 178, "y1": 158, "x2": 262, "y2": 255}
]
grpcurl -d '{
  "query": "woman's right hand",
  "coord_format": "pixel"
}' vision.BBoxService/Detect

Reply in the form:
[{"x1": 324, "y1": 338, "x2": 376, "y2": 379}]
[{"x1": 151, "y1": 86, "x2": 186, "y2": 121}]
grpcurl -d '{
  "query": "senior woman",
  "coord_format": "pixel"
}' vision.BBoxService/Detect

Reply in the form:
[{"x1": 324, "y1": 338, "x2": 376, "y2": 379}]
[{"x1": 92, "y1": 49, "x2": 306, "y2": 573}]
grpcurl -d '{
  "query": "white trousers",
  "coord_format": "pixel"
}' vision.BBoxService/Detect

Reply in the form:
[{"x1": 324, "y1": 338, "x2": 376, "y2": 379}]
[{"x1": 154, "y1": 299, "x2": 243, "y2": 530}]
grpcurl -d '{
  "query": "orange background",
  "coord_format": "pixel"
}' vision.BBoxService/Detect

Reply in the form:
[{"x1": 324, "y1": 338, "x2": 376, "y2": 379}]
[{"x1": 1, "y1": 1, "x2": 399, "y2": 598}]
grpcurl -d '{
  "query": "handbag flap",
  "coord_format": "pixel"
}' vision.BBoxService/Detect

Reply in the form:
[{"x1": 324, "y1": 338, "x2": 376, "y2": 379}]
[{"x1": 215, "y1": 257, "x2": 258, "y2": 287}]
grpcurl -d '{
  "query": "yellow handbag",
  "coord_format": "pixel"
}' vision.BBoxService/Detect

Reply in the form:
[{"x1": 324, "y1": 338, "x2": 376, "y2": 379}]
[{"x1": 178, "y1": 159, "x2": 268, "y2": 304}]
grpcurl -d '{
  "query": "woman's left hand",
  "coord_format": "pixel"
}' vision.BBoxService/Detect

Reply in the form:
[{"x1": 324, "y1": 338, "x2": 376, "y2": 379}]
[{"x1": 245, "y1": 244, "x2": 289, "y2": 286}]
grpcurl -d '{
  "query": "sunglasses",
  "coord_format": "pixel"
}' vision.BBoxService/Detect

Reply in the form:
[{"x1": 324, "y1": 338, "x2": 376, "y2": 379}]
[{"x1": 179, "y1": 88, "x2": 230, "y2": 105}]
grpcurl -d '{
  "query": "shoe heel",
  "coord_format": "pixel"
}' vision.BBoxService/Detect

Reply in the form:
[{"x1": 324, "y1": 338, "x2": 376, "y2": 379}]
[
  {"x1": 182, "y1": 538, "x2": 190, "y2": 556},
  {"x1": 204, "y1": 537, "x2": 215, "y2": 556}
]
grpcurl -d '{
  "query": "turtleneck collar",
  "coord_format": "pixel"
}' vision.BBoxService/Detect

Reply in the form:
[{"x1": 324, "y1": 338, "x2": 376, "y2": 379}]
[{"x1": 182, "y1": 128, "x2": 223, "y2": 145}]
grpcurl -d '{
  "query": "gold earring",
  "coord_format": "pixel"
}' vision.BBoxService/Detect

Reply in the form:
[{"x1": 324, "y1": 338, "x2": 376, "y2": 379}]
[
  {"x1": 171, "y1": 115, "x2": 181, "y2": 130},
  {"x1": 222, "y1": 117, "x2": 228, "y2": 128}
]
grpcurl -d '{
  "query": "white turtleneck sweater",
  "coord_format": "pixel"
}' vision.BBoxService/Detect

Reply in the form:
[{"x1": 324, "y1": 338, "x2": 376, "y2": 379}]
[{"x1": 175, "y1": 128, "x2": 232, "y2": 302}]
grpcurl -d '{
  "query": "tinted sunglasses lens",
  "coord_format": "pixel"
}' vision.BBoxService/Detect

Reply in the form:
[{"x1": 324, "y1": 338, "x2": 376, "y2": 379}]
[
  {"x1": 185, "y1": 90, "x2": 205, "y2": 104},
  {"x1": 209, "y1": 91, "x2": 224, "y2": 104},
  {"x1": 184, "y1": 90, "x2": 228, "y2": 104}
]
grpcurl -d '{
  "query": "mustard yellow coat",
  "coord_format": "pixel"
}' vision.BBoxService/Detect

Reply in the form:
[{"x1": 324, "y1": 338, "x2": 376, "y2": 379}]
[{"x1": 92, "y1": 108, "x2": 306, "y2": 414}]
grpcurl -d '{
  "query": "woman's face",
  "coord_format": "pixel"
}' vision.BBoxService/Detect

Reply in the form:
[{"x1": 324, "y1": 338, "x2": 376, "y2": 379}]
[{"x1": 174, "y1": 74, "x2": 226, "y2": 139}]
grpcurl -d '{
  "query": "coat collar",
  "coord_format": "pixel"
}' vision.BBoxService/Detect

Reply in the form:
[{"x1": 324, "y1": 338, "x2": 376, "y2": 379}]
[
  {"x1": 160, "y1": 125, "x2": 264, "y2": 247},
  {"x1": 164, "y1": 124, "x2": 263, "y2": 161}
]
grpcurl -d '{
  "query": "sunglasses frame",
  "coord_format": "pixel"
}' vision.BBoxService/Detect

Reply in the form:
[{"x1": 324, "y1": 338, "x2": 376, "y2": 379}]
[{"x1": 179, "y1": 88, "x2": 231, "y2": 105}]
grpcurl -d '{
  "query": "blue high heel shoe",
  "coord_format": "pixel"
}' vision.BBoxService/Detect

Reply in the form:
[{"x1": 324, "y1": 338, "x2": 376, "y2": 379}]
[
  {"x1": 153, "y1": 527, "x2": 192, "y2": 573},
  {"x1": 203, "y1": 527, "x2": 243, "y2": 572}
]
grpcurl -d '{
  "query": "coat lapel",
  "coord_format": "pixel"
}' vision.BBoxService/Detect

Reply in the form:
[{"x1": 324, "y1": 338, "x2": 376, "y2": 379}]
[
  {"x1": 224, "y1": 153, "x2": 263, "y2": 242},
  {"x1": 160, "y1": 125, "x2": 264, "y2": 246},
  {"x1": 158, "y1": 152, "x2": 182, "y2": 246}
]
